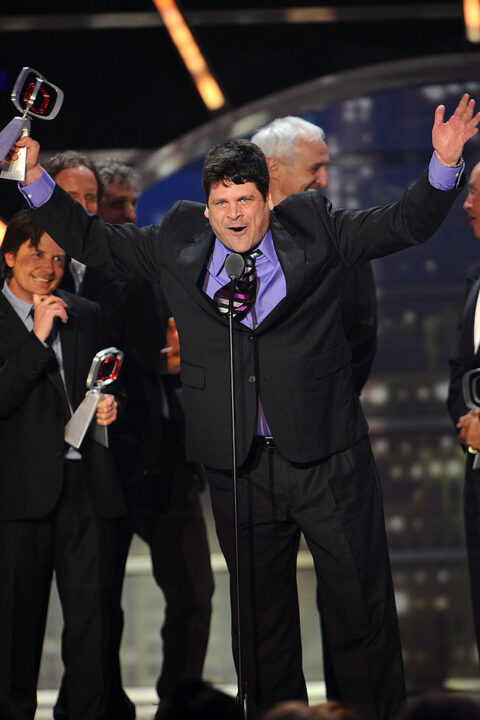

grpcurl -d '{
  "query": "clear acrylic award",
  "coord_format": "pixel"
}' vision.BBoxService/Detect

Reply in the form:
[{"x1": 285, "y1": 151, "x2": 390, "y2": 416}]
[
  {"x1": 64, "y1": 347, "x2": 123, "y2": 450},
  {"x1": 0, "y1": 67, "x2": 64, "y2": 181}
]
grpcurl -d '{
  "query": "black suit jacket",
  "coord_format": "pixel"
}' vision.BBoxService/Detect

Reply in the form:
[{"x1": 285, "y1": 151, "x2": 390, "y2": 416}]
[
  {"x1": 0, "y1": 288, "x2": 126, "y2": 520},
  {"x1": 29, "y1": 171, "x2": 463, "y2": 469},
  {"x1": 447, "y1": 268, "x2": 480, "y2": 426},
  {"x1": 342, "y1": 262, "x2": 377, "y2": 395}
]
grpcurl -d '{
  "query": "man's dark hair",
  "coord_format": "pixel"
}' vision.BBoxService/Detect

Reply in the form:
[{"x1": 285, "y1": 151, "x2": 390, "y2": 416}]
[
  {"x1": 1, "y1": 211, "x2": 44, "y2": 278},
  {"x1": 201, "y1": 139, "x2": 269, "y2": 201},
  {"x1": 43, "y1": 150, "x2": 104, "y2": 202}
]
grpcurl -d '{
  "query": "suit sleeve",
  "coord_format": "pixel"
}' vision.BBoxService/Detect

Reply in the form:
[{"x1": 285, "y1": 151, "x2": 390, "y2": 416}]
[
  {"x1": 26, "y1": 184, "x2": 185, "y2": 283},
  {"x1": 277, "y1": 170, "x2": 466, "y2": 268}
]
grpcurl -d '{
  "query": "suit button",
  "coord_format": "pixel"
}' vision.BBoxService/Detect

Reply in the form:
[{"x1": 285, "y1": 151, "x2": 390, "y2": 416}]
[{"x1": 248, "y1": 375, "x2": 256, "y2": 383}]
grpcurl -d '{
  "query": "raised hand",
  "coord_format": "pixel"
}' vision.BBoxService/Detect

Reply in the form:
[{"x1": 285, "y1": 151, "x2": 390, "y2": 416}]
[
  {"x1": 2, "y1": 135, "x2": 43, "y2": 185},
  {"x1": 32, "y1": 293, "x2": 68, "y2": 343},
  {"x1": 432, "y1": 93, "x2": 480, "y2": 167}
]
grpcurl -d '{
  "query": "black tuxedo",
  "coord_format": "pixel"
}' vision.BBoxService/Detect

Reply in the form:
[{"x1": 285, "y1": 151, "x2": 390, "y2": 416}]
[
  {"x1": 28, "y1": 170, "x2": 463, "y2": 720},
  {"x1": 447, "y1": 268, "x2": 480, "y2": 661},
  {"x1": 0, "y1": 287, "x2": 126, "y2": 720}
]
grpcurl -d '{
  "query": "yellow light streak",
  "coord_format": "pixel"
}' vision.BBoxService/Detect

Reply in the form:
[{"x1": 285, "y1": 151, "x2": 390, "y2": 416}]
[
  {"x1": 464, "y1": 0, "x2": 480, "y2": 42},
  {"x1": 152, "y1": 0, "x2": 226, "y2": 111}
]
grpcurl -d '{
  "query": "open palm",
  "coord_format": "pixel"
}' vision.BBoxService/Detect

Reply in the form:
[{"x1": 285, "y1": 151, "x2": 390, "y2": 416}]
[{"x1": 432, "y1": 93, "x2": 480, "y2": 166}]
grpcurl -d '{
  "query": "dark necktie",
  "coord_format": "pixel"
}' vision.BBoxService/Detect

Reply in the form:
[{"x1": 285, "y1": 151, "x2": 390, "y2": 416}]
[{"x1": 214, "y1": 249, "x2": 261, "y2": 320}]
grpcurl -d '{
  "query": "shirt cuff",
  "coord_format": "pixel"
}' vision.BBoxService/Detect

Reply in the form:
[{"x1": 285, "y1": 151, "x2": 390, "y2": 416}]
[
  {"x1": 18, "y1": 170, "x2": 56, "y2": 208},
  {"x1": 428, "y1": 152, "x2": 464, "y2": 190}
]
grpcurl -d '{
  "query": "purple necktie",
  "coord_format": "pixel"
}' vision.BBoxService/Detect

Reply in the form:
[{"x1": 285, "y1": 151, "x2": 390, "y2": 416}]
[{"x1": 214, "y1": 249, "x2": 261, "y2": 320}]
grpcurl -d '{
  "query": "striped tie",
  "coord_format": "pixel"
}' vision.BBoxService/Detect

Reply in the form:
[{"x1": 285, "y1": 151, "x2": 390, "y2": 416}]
[{"x1": 214, "y1": 249, "x2": 261, "y2": 320}]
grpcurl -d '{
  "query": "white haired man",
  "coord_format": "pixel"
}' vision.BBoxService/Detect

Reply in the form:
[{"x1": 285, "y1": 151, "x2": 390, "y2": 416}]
[{"x1": 252, "y1": 116, "x2": 376, "y2": 395}]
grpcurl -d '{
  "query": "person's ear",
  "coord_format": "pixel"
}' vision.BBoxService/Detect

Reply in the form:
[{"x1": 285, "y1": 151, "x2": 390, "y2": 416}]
[
  {"x1": 267, "y1": 192, "x2": 274, "y2": 211},
  {"x1": 4, "y1": 252, "x2": 15, "y2": 269},
  {"x1": 204, "y1": 205, "x2": 209, "y2": 219},
  {"x1": 266, "y1": 156, "x2": 281, "y2": 180}
]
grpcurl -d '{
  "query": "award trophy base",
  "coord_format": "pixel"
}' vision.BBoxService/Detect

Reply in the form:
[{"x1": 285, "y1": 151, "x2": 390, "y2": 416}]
[
  {"x1": 64, "y1": 390, "x2": 108, "y2": 450},
  {"x1": 64, "y1": 347, "x2": 123, "y2": 450},
  {"x1": 0, "y1": 117, "x2": 30, "y2": 181}
]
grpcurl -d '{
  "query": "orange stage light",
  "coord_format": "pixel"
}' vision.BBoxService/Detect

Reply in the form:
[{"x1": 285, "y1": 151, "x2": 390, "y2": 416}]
[
  {"x1": 152, "y1": 0, "x2": 226, "y2": 112},
  {"x1": 464, "y1": 0, "x2": 480, "y2": 42}
]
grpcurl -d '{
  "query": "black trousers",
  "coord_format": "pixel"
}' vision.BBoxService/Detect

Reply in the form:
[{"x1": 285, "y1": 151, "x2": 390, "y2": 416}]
[
  {"x1": 464, "y1": 456, "x2": 480, "y2": 660},
  {"x1": 55, "y1": 428, "x2": 214, "y2": 720},
  {"x1": 0, "y1": 461, "x2": 121, "y2": 720},
  {"x1": 134, "y1": 460, "x2": 214, "y2": 702},
  {"x1": 206, "y1": 436, "x2": 405, "y2": 720}
]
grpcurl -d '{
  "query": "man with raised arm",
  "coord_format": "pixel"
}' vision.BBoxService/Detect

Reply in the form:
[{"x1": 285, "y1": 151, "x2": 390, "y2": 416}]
[{"x1": 10, "y1": 94, "x2": 479, "y2": 720}]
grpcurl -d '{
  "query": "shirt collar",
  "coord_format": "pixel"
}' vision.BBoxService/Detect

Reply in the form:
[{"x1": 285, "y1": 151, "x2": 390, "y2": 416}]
[
  {"x1": 210, "y1": 227, "x2": 275, "y2": 278},
  {"x1": 2, "y1": 279, "x2": 33, "y2": 322}
]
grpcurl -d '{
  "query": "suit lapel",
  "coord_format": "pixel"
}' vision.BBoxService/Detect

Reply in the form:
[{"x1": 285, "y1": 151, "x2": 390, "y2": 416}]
[
  {"x1": 178, "y1": 227, "x2": 221, "y2": 320},
  {"x1": 461, "y1": 277, "x2": 480, "y2": 361},
  {"x1": 255, "y1": 214, "x2": 306, "y2": 332},
  {"x1": 0, "y1": 293, "x2": 31, "y2": 344},
  {"x1": 0, "y1": 291, "x2": 72, "y2": 414}
]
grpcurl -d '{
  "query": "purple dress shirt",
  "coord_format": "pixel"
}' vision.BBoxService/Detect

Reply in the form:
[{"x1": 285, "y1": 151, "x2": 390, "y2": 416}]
[{"x1": 203, "y1": 229, "x2": 286, "y2": 435}]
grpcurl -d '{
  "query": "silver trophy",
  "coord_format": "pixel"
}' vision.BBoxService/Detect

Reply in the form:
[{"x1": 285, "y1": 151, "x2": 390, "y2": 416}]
[
  {"x1": 65, "y1": 347, "x2": 123, "y2": 450},
  {"x1": 462, "y1": 368, "x2": 480, "y2": 468},
  {"x1": 0, "y1": 67, "x2": 64, "y2": 181}
]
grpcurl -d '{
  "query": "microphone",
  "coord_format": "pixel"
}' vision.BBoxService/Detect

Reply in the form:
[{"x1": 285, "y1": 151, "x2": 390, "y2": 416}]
[
  {"x1": 223, "y1": 249, "x2": 247, "y2": 712},
  {"x1": 225, "y1": 253, "x2": 245, "y2": 280}
]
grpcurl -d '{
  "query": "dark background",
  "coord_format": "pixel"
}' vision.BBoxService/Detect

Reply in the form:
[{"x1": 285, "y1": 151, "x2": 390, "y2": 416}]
[{"x1": 0, "y1": 1, "x2": 474, "y2": 150}]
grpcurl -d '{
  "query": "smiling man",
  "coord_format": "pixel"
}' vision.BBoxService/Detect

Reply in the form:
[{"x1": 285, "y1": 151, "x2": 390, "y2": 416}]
[
  {"x1": 252, "y1": 116, "x2": 330, "y2": 204},
  {"x1": 0, "y1": 211, "x2": 126, "y2": 720},
  {"x1": 11, "y1": 93, "x2": 480, "y2": 720},
  {"x1": 252, "y1": 116, "x2": 376, "y2": 396}
]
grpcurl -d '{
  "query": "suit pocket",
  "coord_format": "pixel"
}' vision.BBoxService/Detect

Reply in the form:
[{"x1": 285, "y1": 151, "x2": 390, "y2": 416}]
[
  {"x1": 310, "y1": 343, "x2": 352, "y2": 379},
  {"x1": 181, "y1": 361, "x2": 206, "y2": 389}
]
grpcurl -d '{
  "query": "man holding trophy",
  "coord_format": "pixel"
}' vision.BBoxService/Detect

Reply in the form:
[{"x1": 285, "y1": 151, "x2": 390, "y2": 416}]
[
  {"x1": 3, "y1": 91, "x2": 480, "y2": 720},
  {"x1": 0, "y1": 211, "x2": 126, "y2": 720}
]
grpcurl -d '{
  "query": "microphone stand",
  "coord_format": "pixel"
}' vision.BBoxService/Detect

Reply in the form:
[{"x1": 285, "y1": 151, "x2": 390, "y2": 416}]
[{"x1": 224, "y1": 253, "x2": 247, "y2": 717}]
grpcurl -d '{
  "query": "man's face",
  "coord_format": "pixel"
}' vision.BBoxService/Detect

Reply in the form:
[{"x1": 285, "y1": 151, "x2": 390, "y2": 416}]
[
  {"x1": 99, "y1": 180, "x2": 137, "y2": 224},
  {"x1": 204, "y1": 180, "x2": 271, "y2": 253},
  {"x1": 4, "y1": 233, "x2": 66, "y2": 303},
  {"x1": 269, "y1": 135, "x2": 330, "y2": 205},
  {"x1": 55, "y1": 165, "x2": 99, "y2": 213},
  {"x1": 464, "y1": 163, "x2": 480, "y2": 239}
]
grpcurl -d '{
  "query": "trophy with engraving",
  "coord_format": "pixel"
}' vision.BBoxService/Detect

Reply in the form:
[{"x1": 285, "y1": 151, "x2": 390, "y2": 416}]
[
  {"x1": 65, "y1": 347, "x2": 124, "y2": 450},
  {"x1": 0, "y1": 67, "x2": 64, "y2": 181},
  {"x1": 462, "y1": 368, "x2": 480, "y2": 468}
]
